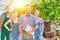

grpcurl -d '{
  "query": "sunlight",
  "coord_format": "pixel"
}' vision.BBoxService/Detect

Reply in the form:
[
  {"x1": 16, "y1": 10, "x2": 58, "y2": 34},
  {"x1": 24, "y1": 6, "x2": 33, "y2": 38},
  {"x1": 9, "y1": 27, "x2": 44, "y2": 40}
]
[
  {"x1": 10, "y1": 0, "x2": 32, "y2": 12},
  {"x1": 14, "y1": 0, "x2": 24, "y2": 8}
]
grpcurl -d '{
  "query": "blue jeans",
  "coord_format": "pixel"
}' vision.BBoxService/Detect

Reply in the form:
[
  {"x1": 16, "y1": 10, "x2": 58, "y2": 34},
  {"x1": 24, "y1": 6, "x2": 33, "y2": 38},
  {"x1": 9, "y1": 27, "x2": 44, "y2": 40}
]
[
  {"x1": 33, "y1": 35, "x2": 44, "y2": 40},
  {"x1": 33, "y1": 34, "x2": 40, "y2": 40},
  {"x1": 33, "y1": 34, "x2": 43, "y2": 40},
  {"x1": 10, "y1": 24, "x2": 19, "y2": 40},
  {"x1": 10, "y1": 33, "x2": 19, "y2": 40}
]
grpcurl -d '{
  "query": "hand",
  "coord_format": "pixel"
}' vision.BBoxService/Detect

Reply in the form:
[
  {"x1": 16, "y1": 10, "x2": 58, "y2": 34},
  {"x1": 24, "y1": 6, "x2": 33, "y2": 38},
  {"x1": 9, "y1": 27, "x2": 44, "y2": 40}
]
[
  {"x1": 28, "y1": 31, "x2": 32, "y2": 34},
  {"x1": 27, "y1": 31, "x2": 33, "y2": 35},
  {"x1": 20, "y1": 35, "x2": 23, "y2": 40},
  {"x1": 9, "y1": 28, "x2": 12, "y2": 31},
  {"x1": 20, "y1": 37, "x2": 23, "y2": 40},
  {"x1": 40, "y1": 32, "x2": 43, "y2": 36}
]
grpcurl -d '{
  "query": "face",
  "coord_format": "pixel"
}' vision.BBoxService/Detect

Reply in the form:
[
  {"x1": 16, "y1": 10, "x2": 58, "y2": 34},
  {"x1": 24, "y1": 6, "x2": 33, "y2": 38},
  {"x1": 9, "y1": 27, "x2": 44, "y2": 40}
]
[
  {"x1": 5, "y1": 6, "x2": 10, "y2": 14},
  {"x1": 35, "y1": 10, "x2": 39, "y2": 17},
  {"x1": 12, "y1": 11, "x2": 18, "y2": 18},
  {"x1": 25, "y1": 6, "x2": 31, "y2": 15}
]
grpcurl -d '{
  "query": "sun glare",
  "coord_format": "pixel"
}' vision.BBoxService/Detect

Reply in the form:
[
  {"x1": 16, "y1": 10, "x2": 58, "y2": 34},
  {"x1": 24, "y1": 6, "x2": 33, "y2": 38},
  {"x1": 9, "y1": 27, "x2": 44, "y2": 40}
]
[
  {"x1": 14, "y1": 0, "x2": 24, "y2": 8},
  {"x1": 10, "y1": 0, "x2": 32, "y2": 12}
]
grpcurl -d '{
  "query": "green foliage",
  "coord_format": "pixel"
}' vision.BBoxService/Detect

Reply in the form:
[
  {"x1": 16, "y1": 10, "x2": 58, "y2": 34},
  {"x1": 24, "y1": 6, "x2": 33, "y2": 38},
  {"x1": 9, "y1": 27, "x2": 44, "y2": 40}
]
[{"x1": 31, "y1": 0, "x2": 60, "y2": 23}]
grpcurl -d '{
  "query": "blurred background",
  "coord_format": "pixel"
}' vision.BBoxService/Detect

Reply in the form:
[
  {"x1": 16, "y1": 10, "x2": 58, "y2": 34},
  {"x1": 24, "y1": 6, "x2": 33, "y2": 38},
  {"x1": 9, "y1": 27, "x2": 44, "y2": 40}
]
[{"x1": 0, "y1": 0, "x2": 60, "y2": 40}]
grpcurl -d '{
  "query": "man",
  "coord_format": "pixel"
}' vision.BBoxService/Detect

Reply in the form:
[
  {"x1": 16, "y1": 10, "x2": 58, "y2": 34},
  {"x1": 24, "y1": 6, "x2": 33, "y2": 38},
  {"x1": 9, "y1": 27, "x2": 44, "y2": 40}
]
[
  {"x1": 19, "y1": 5, "x2": 37, "y2": 40},
  {"x1": 0, "y1": 5, "x2": 12, "y2": 40}
]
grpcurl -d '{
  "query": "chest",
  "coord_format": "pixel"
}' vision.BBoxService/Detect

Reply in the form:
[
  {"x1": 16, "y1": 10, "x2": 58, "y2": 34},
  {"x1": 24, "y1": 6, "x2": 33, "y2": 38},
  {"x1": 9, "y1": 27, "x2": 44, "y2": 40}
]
[
  {"x1": 23, "y1": 16, "x2": 34, "y2": 24},
  {"x1": 12, "y1": 18, "x2": 18, "y2": 23}
]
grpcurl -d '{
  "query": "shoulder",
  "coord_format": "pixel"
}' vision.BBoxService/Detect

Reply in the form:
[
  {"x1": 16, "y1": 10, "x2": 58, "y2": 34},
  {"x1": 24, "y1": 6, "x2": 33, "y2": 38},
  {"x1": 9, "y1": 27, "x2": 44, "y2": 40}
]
[
  {"x1": 0, "y1": 11, "x2": 4, "y2": 15},
  {"x1": 20, "y1": 14, "x2": 25, "y2": 18},
  {"x1": 1, "y1": 12, "x2": 5, "y2": 15},
  {"x1": 38, "y1": 18, "x2": 42, "y2": 21},
  {"x1": 19, "y1": 14, "x2": 25, "y2": 20},
  {"x1": 30, "y1": 14, "x2": 34, "y2": 17},
  {"x1": 39, "y1": 18, "x2": 42, "y2": 20},
  {"x1": 0, "y1": 12, "x2": 5, "y2": 17},
  {"x1": 38, "y1": 18, "x2": 44, "y2": 22},
  {"x1": 30, "y1": 14, "x2": 35, "y2": 19}
]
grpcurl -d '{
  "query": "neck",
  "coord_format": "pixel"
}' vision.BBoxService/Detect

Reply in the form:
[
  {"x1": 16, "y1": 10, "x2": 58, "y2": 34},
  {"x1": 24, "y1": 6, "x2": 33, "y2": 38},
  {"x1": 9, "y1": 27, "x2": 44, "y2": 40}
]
[
  {"x1": 6, "y1": 12, "x2": 9, "y2": 14},
  {"x1": 35, "y1": 16, "x2": 38, "y2": 20},
  {"x1": 25, "y1": 14, "x2": 30, "y2": 16},
  {"x1": 36, "y1": 16, "x2": 38, "y2": 18}
]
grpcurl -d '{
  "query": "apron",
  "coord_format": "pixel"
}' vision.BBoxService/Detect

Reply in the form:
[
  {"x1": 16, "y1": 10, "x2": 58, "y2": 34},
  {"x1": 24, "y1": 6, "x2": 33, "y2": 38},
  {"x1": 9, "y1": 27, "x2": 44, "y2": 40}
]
[
  {"x1": 1, "y1": 13, "x2": 11, "y2": 40},
  {"x1": 10, "y1": 17, "x2": 19, "y2": 40},
  {"x1": 34, "y1": 18, "x2": 42, "y2": 35},
  {"x1": 33, "y1": 18, "x2": 42, "y2": 40}
]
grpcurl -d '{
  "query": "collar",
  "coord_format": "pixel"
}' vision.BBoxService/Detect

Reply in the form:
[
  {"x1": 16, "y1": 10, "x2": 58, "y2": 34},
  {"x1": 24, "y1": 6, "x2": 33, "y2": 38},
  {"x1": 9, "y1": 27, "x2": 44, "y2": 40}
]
[{"x1": 24, "y1": 14, "x2": 31, "y2": 17}]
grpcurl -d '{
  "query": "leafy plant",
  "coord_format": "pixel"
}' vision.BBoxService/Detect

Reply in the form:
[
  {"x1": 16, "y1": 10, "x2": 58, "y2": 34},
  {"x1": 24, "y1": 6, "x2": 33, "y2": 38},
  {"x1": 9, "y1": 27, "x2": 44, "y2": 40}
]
[{"x1": 31, "y1": 0, "x2": 60, "y2": 23}]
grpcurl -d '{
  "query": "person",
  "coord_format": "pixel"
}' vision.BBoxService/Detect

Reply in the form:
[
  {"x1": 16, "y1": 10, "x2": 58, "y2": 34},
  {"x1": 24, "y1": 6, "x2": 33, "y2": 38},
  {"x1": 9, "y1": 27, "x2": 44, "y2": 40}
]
[
  {"x1": 0, "y1": 5, "x2": 12, "y2": 40},
  {"x1": 4, "y1": 10, "x2": 19, "y2": 40},
  {"x1": 33, "y1": 10, "x2": 44, "y2": 40},
  {"x1": 19, "y1": 5, "x2": 37, "y2": 40}
]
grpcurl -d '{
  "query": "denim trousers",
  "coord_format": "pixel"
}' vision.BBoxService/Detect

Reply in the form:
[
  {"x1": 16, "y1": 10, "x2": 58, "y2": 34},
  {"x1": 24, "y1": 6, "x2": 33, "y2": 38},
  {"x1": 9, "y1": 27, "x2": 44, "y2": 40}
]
[{"x1": 10, "y1": 24, "x2": 19, "y2": 40}]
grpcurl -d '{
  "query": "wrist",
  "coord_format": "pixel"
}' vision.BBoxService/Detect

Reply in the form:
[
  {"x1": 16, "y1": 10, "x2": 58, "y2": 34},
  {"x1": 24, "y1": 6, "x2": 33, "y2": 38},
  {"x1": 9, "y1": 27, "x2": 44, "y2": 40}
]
[
  {"x1": 31, "y1": 30, "x2": 34, "y2": 32},
  {"x1": 20, "y1": 34, "x2": 22, "y2": 36},
  {"x1": 7, "y1": 29, "x2": 10, "y2": 31},
  {"x1": 20, "y1": 35, "x2": 23, "y2": 38}
]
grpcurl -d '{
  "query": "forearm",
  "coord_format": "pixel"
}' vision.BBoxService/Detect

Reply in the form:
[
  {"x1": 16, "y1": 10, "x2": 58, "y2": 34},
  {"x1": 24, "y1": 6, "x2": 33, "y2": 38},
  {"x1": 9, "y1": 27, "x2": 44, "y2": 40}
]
[
  {"x1": 19, "y1": 24, "x2": 23, "y2": 37},
  {"x1": 20, "y1": 28, "x2": 23, "y2": 36},
  {"x1": 4, "y1": 18, "x2": 12, "y2": 31},
  {"x1": 41, "y1": 21, "x2": 44, "y2": 34},
  {"x1": 4, "y1": 24, "x2": 10, "y2": 31},
  {"x1": 31, "y1": 25, "x2": 38, "y2": 32},
  {"x1": 41, "y1": 27, "x2": 44, "y2": 34}
]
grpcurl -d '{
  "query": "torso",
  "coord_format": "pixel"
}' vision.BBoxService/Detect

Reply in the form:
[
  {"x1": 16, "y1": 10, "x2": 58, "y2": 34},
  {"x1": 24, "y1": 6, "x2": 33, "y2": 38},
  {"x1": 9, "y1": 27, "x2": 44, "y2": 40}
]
[
  {"x1": 12, "y1": 17, "x2": 18, "y2": 24},
  {"x1": 2, "y1": 13, "x2": 11, "y2": 32},
  {"x1": 34, "y1": 18, "x2": 42, "y2": 35},
  {"x1": 21, "y1": 14, "x2": 36, "y2": 31}
]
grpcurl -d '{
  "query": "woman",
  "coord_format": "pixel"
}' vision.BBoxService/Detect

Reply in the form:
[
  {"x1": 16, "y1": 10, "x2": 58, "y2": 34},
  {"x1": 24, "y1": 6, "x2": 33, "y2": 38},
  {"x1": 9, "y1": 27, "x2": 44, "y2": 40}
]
[
  {"x1": 1, "y1": 5, "x2": 12, "y2": 40},
  {"x1": 4, "y1": 10, "x2": 19, "y2": 40},
  {"x1": 33, "y1": 10, "x2": 44, "y2": 40}
]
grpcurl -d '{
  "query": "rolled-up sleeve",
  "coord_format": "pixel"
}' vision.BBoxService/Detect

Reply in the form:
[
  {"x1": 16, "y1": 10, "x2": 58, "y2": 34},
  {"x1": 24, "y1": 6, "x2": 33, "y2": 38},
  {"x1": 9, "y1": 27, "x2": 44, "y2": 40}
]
[
  {"x1": 0, "y1": 13, "x2": 5, "y2": 22},
  {"x1": 0, "y1": 13, "x2": 3, "y2": 19}
]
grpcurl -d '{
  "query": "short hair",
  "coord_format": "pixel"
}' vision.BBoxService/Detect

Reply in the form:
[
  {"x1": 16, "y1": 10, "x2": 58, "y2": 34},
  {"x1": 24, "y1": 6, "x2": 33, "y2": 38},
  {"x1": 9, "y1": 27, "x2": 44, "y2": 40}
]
[
  {"x1": 35, "y1": 9, "x2": 39, "y2": 14},
  {"x1": 25, "y1": 4, "x2": 31, "y2": 8},
  {"x1": 5, "y1": 5, "x2": 10, "y2": 9},
  {"x1": 25, "y1": 4, "x2": 31, "y2": 11},
  {"x1": 26, "y1": 4, "x2": 30, "y2": 6}
]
